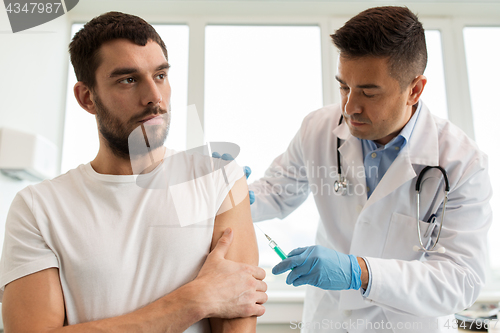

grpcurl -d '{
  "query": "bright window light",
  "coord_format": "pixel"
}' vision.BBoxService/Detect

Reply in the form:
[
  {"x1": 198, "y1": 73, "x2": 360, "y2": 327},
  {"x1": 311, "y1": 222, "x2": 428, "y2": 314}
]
[
  {"x1": 463, "y1": 27, "x2": 500, "y2": 273},
  {"x1": 421, "y1": 30, "x2": 448, "y2": 119},
  {"x1": 204, "y1": 25, "x2": 323, "y2": 284},
  {"x1": 61, "y1": 24, "x2": 189, "y2": 174}
]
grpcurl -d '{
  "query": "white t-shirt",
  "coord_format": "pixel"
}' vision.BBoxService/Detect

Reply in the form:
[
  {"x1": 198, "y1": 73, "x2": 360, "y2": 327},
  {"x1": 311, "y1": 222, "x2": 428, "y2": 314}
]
[{"x1": 0, "y1": 149, "x2": 243, "y2": 332}]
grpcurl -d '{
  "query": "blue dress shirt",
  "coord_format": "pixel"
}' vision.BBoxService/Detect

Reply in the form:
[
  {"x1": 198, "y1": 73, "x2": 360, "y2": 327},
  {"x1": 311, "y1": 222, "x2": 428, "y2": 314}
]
[{"x1": 361, "y1": 101, "x2": 422, "y2": 199}]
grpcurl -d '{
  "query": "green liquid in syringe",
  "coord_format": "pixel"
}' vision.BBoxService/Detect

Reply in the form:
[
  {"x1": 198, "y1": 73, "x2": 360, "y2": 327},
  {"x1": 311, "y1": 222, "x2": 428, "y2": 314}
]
[{"x1": 269, "y1": 240, "x2": 288, "y2": 260}]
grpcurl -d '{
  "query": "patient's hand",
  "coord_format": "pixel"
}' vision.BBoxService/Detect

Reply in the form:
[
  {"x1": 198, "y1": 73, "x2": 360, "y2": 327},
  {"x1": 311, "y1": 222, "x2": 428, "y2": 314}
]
[{"x1": 194, "y1": 228, "x2": 267, "y2": 319}]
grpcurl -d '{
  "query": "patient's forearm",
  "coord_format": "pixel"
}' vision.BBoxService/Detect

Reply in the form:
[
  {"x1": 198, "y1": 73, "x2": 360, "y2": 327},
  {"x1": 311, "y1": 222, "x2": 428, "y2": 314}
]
[
  {"x1": 210, "y1": 317, "x2": 257, "y2": 333},
  {"x1": 47, "y1": 283, "x2": 204, "y2": 333}
]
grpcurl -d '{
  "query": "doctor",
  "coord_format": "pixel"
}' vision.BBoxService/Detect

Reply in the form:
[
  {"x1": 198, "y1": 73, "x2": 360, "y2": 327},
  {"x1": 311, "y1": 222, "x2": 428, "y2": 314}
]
[{"x1": 249, "y1": 6, "x2": 492, "y2": 333}]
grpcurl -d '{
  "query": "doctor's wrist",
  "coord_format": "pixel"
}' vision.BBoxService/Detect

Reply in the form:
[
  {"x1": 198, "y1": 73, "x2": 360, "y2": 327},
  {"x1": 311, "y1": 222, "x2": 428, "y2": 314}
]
[{"x1": 357, "y1": 257, "x2": 369, "y2": 289}]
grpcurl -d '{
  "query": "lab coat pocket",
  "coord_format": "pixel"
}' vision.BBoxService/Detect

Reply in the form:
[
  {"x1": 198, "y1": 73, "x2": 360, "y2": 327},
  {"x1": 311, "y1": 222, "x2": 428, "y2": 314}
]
[{"x1": 381, "y1": 212, "x2": 432, "y2": 260}]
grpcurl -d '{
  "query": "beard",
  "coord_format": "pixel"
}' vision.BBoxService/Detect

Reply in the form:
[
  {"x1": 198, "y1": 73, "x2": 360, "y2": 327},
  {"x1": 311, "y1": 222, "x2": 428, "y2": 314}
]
[{"x1": 94, "y1": 93, "x2": 171, "y2": 160}]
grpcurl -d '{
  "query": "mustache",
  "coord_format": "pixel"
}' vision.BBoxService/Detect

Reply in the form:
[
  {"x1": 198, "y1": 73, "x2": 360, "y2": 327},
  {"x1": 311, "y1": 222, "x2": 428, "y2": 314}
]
[
  {"x1": 132, "y1": 105, "x2": 169, "y2": 123},
  {"x1": 343, "y1": 113, "x2": 371, "y2": 125}
]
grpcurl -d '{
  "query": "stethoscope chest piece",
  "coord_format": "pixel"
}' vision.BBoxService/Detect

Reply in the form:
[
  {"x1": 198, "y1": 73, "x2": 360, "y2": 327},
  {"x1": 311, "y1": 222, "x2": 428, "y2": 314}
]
[{"x1": 334, "y1": 176, "x2": 348, "y2": 195}]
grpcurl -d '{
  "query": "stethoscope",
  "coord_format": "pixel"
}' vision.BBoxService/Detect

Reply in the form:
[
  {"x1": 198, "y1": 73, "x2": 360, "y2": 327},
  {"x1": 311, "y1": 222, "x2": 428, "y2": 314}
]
[
  {"x1": 333, "y1": 115, "x2": 349, "y2": 195},
  {"x1": 333, "y1": 114, "x2": 449, "y2": 254}
]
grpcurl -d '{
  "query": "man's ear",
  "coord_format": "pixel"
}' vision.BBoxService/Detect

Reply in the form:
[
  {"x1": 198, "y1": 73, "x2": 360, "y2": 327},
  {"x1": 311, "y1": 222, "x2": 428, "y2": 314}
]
[
  {"x1": 74, "y1": 82, "x2": 97, "y2": 115},
  {"x1": 407, "y1": 75, "x2": 427, "y2": 106}
]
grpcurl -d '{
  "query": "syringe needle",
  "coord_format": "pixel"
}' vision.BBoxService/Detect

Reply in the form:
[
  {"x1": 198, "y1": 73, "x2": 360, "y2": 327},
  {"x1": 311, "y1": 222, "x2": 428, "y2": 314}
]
[{"x1": 255, "y1": 224, "x2": 271, "y2": 241}]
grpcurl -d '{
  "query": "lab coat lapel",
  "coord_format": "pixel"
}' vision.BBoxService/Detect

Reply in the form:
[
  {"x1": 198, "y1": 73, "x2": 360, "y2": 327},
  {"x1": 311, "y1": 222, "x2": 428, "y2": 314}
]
[
  {"x1": 362, "y1": 102, "x2": 440, "y2": 213},
  {"x1": 362, "y1": 151, "x2": 416, "y2": 212}
]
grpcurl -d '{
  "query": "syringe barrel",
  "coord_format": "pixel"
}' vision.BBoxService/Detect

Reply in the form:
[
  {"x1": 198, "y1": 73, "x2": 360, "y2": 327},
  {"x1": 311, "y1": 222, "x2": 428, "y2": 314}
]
[
  {"x1": 267, "y1": 239, "x2": 290, "y2": 264},
  {"x1": 274, "y1": 245, "x2": 288, "y2": 260}
]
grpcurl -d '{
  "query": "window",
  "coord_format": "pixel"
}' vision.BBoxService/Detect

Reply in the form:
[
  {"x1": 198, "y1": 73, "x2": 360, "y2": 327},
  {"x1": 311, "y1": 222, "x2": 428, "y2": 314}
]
[
  {"x1": 61, "y1": 24, "x2": 189, "y2": 173},
  {"x1": 61, "y1": 24, "x2": 95, "y2": 173},
  {"x1": 463, "y1": 27, "x2": 500, "y2": 274},
  {"x1": 204, "y1": 25, "x2": 323, "y2": 288},
  {"x1": 421, "y1": 30, "x2": 448, "y2": 119}
]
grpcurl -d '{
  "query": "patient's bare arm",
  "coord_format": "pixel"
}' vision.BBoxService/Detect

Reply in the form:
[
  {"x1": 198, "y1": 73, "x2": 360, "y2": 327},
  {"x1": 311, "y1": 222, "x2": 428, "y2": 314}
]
[{"x1": 208, "y1": 176, "x2": 265, "y2": 333}]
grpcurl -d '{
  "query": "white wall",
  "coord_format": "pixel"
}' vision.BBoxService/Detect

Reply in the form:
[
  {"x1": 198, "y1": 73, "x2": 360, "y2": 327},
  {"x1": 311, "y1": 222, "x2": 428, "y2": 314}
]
[
  {"x1": 0, "y1": 9, "x2": 69, "y2": 330},
  {"x1": 0, "y1": 6, "x2": 70, "y2": 260}
]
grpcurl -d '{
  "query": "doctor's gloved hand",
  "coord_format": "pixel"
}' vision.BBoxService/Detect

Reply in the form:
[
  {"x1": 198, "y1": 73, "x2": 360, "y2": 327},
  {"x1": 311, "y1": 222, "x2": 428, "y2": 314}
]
[
  {"x1": 212, "y1": 152, "x2": 255, "y2": 204},
  {"x1": 272, "y1": 245, "x2": 362, "y2": 291}
]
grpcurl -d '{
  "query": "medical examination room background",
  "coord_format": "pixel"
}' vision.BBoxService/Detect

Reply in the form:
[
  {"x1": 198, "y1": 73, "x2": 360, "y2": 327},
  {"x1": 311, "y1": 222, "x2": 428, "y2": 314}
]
[{"x1": 1, "y1": 0, "x2": 500, "y2": 331}]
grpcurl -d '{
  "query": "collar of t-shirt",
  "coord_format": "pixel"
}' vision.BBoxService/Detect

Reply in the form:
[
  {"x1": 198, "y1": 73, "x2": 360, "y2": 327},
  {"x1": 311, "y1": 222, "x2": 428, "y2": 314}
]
[
  {"x1": 360, "y1": 99, "x2": 422, "y2": 199},
  {"x1": 84, "y1": 147, "x2": 172, "y2": 183}
]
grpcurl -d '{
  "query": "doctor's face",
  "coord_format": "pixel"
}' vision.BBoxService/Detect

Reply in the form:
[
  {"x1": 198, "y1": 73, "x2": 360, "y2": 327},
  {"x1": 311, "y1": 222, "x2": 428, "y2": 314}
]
[
  {"x1": 336, "y1": 56, "x2": 421, "y2": 145},
  {"x1": 88, "y1": 39, "x2": 171, "y2": 158}
]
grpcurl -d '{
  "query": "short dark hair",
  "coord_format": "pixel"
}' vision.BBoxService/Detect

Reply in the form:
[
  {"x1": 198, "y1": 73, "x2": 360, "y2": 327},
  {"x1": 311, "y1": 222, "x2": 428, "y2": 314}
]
[
  {"x1": 331, "y1": 6, "x2": 427, "y2": 88},
  {"x1": 69, "y1": 11, "x2": 168, "y2": 91}
]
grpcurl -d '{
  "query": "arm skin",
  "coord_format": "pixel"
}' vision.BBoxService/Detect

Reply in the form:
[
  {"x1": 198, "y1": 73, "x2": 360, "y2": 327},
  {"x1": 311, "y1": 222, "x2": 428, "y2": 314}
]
[
  {"x1": 2, "y1": 267, "x2": 207, "y2": 332},
  {"x1": 357, "y1": 257, "x2": 369, "y2": 289},
  {"x1": 209, "y1": 176, "x2": 260, "y2": 333},
  {"x1": 1, "y1": 177, "x2": 267, "y2": 333}
]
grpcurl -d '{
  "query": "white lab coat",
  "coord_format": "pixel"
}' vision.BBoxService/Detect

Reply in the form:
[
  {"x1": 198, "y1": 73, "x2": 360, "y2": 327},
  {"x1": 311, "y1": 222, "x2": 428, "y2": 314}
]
[{"x1": 250, "y1": 102, "x2": 492, "y2": 333}]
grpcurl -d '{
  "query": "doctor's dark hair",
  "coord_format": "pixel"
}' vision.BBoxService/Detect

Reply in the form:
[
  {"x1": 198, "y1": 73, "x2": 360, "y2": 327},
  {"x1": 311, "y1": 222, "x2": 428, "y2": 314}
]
[
  {"x1": 69, "y1": 11, "x2": 168, "y2": 91},
  {"x1": 331, "y1": 6, "x2": 427, "y2": 89}
]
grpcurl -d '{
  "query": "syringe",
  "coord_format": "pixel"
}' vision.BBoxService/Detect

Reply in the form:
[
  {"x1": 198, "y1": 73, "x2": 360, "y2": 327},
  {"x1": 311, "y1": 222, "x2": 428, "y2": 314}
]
[{"x1": 255, "y1": 225, "x2": 288, "y2": 260}]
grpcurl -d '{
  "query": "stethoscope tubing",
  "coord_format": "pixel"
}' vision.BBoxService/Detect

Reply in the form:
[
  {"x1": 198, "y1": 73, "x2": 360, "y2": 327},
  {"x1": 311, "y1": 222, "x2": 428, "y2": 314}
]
[{"x1": 334, "y1": 115, "x2": 348, "y2": 195}]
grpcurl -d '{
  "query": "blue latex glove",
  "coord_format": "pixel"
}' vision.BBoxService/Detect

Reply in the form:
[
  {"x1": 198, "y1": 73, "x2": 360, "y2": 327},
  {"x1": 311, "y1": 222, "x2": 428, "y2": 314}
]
[
  {"x1": 211, "y1": 152, "x2": 255, "y2": 205},
  {"x1": 272, "y1": 245, "x2": 362, "y2": 290}
]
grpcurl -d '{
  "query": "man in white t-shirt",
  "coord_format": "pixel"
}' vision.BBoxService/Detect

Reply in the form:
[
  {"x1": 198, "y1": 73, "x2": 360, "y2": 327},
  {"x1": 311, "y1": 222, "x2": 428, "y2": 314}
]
[{"x1": 0, "y1": 12, "x2": 267, "y2": 333}]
